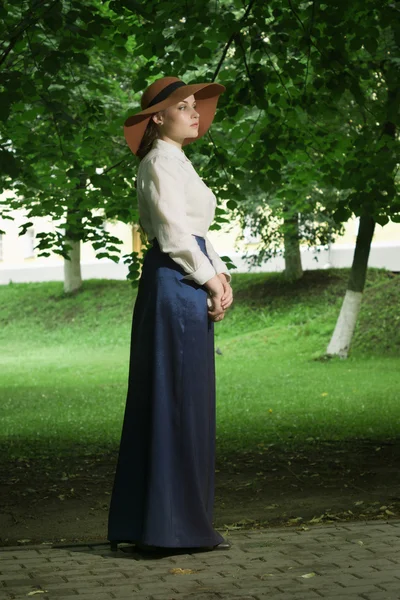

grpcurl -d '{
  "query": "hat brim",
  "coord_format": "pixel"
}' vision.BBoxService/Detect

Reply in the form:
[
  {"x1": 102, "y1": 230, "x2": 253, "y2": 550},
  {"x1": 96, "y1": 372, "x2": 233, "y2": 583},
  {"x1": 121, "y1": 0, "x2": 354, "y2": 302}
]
[{"x1": 124, "y1": 82, "x2": 225, "y2": 156}]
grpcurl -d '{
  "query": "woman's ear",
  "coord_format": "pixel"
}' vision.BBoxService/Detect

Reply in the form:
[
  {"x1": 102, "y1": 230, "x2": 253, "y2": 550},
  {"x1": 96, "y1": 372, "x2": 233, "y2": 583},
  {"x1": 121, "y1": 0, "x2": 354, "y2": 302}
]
[{"x1": 152, "y1": 110, "x2": 163, "y2": 126}]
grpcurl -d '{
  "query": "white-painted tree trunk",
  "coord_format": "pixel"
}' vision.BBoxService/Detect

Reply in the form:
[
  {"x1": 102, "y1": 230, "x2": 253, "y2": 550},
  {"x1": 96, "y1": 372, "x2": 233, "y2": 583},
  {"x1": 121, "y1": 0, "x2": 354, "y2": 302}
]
[
  {"x1": 64, "y1": 238, "x2": 82, "y2": 293},
  {"x1": 326, "y1": 290, "x2": 363, "y2": 358}
]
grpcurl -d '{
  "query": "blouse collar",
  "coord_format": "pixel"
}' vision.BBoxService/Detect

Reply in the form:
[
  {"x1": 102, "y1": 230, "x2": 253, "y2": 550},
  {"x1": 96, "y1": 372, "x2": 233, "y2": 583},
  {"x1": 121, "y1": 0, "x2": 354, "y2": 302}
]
[{"x1": 151, "y1": 138, "x2": 189, "y2": 163}]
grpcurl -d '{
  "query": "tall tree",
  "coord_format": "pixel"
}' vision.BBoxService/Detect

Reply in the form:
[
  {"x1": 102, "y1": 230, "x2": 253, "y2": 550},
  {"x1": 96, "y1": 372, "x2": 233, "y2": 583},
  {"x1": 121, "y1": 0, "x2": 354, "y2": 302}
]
[
  {"x1": 1, "y1": 0, "x2": 399, "y2": 317},
  {"x1": 0, "y1": 0, "x2": 140, "y2": 291}
]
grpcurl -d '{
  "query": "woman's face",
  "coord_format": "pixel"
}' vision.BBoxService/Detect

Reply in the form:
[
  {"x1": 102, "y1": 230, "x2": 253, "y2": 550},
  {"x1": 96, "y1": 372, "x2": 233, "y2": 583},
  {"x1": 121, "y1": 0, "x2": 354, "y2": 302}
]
[{"x1": 152, "y1": 94, "x2": 200, "y2": 142}]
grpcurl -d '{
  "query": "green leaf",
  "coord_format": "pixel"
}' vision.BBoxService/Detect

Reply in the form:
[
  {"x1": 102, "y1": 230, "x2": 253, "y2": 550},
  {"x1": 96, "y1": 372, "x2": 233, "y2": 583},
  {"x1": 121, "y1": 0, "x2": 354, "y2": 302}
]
[
  {"x1": 375, "y1": 214, "x2": 389, "y2": 226},
  {"x1": 197, "y1": 46, "x2": 212, "y2": 59}
]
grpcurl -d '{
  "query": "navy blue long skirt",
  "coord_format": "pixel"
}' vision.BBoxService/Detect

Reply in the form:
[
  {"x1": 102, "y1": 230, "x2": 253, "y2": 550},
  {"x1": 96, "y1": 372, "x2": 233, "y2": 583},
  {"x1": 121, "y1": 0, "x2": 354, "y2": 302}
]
[{"x1": 107, "y1": 235, "x2": 224, "y2": 548}]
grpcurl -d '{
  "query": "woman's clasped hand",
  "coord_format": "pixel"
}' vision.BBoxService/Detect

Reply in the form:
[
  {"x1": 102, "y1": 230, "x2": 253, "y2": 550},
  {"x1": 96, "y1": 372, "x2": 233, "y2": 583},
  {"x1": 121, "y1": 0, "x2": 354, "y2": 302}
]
[{"x1": 206, "y1": 273, "x2": 233, "y2": 322}]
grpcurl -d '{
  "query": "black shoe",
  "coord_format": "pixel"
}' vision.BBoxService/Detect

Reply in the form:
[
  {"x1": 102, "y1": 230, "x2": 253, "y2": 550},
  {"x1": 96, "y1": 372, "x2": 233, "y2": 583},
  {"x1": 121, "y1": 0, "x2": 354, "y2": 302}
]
[
  {"x1": 111, "y1": 541, "x2": 185, "y2": 555},
  {"x1": 214, "y1": 540, "x2": 231, "y2": 550},
  {"x1": 111, "y1": 539, "x2": 231, "y2": 554},
  {"x1": 193, "y1": 539, "x2": 231, "y2": 552},
  {"x1": 110, "y1": 540, "x2": 134, "y2": 551}
]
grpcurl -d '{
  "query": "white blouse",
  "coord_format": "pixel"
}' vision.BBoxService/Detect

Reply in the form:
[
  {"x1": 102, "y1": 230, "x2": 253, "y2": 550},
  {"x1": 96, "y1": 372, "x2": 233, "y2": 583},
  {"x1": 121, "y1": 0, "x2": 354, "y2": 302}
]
[{"x1": 136, "y1": 138, "x2": 231, "y2": 286}]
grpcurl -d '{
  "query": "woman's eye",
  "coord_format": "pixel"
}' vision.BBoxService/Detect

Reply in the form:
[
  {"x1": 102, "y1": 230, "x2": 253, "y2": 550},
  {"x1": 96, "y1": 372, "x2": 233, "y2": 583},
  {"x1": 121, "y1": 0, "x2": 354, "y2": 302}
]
[{"x1": 179, "y1": 105, "x2": 196, "y2": 110}]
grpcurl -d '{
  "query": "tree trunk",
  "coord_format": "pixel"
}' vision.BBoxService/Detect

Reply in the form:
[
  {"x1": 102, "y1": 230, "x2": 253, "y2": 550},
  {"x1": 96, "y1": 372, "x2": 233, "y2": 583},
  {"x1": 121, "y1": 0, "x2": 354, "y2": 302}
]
[
  {"x1": 132, "y1": 223, "x2": 144, "y2": 255},
  {"x1": 283, "y1": 214, "x2": 303, "y2": 280},
  {"x1": 64, "y1": 171, "x2": 85, "y2": 293},
  {"x1": 64, "y1": 238, "x2": 82, "y2": 293},
  {"x1": 327, "y1": 215, "x2": 375, "y2": 358}
]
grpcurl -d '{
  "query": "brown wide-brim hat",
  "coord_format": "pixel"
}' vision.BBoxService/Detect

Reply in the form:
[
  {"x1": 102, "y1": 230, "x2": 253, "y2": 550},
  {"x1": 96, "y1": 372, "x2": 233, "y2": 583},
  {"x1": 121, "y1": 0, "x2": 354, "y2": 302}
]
[{"x1": 124, "y1": 76, "x2": 226, "y2": 156}]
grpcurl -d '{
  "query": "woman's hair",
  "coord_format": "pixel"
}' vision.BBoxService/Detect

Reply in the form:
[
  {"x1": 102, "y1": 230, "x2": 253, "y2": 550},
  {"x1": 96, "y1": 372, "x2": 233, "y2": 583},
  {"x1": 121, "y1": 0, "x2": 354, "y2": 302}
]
[
  {"x1": 134, "y1": 113, "x2": 163, "y2": 247},
  {"x1": 136, "y1": 112, "x2": 164, "y2": 161}
]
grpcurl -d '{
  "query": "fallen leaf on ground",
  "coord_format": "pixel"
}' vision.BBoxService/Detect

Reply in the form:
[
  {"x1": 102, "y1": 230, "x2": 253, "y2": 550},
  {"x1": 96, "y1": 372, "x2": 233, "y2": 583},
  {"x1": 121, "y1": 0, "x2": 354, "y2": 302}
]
[
  {"x1": 169, "y1": 568, "x2": 196, "y2": 575},
  {"x1": 301, "y1": 572, "x2": 316, "y2": 578},
  {"x1": 308, "y1": 515, "x2": 324, "y2": 523}
]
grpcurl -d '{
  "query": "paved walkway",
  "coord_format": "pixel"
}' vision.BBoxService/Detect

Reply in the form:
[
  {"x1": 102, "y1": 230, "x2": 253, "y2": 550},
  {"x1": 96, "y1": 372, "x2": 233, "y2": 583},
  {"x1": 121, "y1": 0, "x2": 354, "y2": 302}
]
[{"x1": 1, "y1": 520, "x2": 400, "y2": 600}]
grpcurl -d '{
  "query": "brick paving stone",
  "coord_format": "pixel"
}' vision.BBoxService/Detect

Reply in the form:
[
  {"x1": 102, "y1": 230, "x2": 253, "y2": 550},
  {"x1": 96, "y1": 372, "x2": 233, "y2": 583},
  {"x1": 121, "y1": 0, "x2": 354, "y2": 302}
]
[
  {"x1": 110, "y1": 596, "x2": 154, "y2": 600},
  {"x1": 151, "y1": 594, "x2": 222, "y2": 600},
  {"x1": 82, "y1": 572, "x2": 130, "y2": 582},
  {"x1": 0, "y1": 549, "x2": 42, "y2": 557},
  {"x1": 204, "y1": 595, "x2": 260, "y2": 600},
  {"x1": 94, "y1": 583, "x2": 143, "y2": 595},
  {"x1": 25, "y1": 566, "x2": 88, "y2": 576},
  {"x1": 330, "y1": 574, "x2": 399, "y2": 587},
  {"x1": 103, "y1": 596, "x2": 154, "y2": 600},
  {"x1": 38, "y1": 593, "x2": 115, "y2": 600},
  {"x1": 2, "y1": 574, "x2": 67, "y2": 586},
  {"x1": 1, "y1": 520, "x2": 400, "y2": 600},
  {"x1": 281, "y1": 584, "x2": 386, "y2": 595},
  {"x1": 377, "y1": 582, "x2": 400, "y2": 591},
  {"x1": 0, "y1": 568, "x2": 35, "y2": 577},
  {"x1": 349, "y1": 558, "x2": 399, "y2": 568},
  {"x1": 86, "y1": 568, "x2": 134, "y2": 575},
  {"x1": 360, "y1": 594, "x2": 400, "y2": 600},
  {"x1": 93, "y1": 580, "x2": 141, "y2": 591},
  {"x1": 311, "y1": 592, "x2": 374, "y2": 599},
  {"x1": 18, "y1": 588, "x2": 81, "y2": 598}
]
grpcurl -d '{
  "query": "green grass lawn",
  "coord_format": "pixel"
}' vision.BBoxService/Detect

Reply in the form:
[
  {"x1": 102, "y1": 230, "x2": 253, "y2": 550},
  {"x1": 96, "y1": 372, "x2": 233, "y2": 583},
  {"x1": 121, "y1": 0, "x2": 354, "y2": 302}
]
[{"x1": 1, "y1": 268, "x2": 399, "y2": 459}]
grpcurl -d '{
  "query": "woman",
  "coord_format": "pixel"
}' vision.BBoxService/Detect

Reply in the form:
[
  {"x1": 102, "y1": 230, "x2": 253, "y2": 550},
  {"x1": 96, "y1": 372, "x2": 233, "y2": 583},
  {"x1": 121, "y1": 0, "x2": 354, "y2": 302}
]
[{"x1": 108, "y1": 76, "x2": 233, "y2": 553}]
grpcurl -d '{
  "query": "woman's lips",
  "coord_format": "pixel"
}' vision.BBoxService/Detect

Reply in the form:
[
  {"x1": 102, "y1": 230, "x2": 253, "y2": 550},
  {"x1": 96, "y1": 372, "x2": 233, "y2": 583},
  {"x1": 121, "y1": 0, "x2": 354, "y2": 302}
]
[{"x1": 191, "y1": 123, "x2": 199, "y2": 127}]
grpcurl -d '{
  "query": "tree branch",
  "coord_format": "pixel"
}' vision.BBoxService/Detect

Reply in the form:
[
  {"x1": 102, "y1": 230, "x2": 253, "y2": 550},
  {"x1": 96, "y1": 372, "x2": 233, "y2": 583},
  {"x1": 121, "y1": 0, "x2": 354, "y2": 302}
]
[
  {"x1": 0, "y1": 0, "x2": 60, "y2": 70},
  {"x1": 212, "y1": 0, "x2": 257, "y2": 82}
]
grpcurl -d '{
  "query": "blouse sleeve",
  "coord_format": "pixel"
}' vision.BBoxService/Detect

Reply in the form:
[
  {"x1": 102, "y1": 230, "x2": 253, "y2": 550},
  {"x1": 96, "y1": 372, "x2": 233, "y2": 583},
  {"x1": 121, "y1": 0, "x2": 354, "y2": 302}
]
[
  {"x1": 205, "y1": 235, "x2": 232, "y2": 284},
  {"x1": 142, "y1": 156, "x2": 217, "y2": 286}
]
